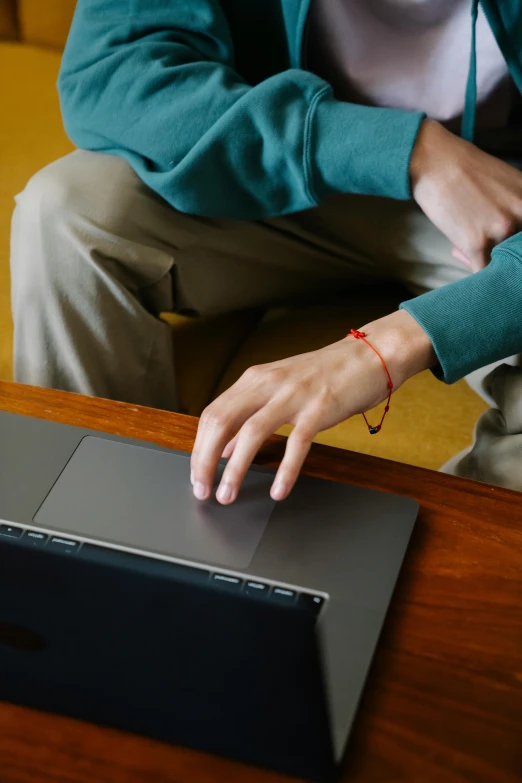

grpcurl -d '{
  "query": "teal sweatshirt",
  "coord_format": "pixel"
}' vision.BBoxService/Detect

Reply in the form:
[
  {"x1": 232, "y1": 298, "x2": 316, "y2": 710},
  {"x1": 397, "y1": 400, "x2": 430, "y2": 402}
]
[{"x1": 58, "y1": 0, "x2": 522, "y2": 384}]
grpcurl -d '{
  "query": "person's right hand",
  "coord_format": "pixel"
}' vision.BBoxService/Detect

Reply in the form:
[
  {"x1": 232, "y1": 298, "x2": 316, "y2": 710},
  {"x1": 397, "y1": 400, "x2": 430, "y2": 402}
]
[{"x1": 410, "y1": 119, "x2": 522, "y2": 272}]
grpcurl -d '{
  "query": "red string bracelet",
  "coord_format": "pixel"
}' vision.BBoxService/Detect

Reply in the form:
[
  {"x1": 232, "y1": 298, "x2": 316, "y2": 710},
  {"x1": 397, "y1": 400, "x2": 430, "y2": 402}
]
[{"x1": 348, "y1": 329, "x2": 393, "y2": 434}]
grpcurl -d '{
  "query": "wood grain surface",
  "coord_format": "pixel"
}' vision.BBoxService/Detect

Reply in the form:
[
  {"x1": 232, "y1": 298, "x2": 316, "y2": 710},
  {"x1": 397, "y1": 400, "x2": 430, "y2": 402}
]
[{"x1": 0, "y1": 381, "x2": 521, "y2": 783}]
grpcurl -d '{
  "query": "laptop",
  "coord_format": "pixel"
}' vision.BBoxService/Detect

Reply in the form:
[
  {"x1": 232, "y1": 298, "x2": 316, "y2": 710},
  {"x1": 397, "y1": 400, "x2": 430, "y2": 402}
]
[{"x1": 0, "y1": 410, "x2": 418, "y2": 782}]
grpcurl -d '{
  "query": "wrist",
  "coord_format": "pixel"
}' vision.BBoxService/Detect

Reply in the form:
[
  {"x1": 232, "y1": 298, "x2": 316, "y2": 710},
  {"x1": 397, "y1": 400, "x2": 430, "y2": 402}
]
[
  {"x1": 409, "y1": 118, "x2": 455, "y2": 195},
  {"x1": 358, "y1": 310, "x2": 437, "y2": 387}
]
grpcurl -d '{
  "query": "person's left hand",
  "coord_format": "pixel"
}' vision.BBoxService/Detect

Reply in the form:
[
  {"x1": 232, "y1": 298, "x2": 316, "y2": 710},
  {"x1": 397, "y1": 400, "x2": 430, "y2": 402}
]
[{"x1": 190, "y1": 310, "x2": 437, "y2": 504}]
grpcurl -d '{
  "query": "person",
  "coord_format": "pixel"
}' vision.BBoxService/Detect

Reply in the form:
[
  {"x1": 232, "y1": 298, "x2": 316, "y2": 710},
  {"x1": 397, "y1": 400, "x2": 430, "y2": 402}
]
[{"x1": 10, "y1": 0, "x2": 522, "y2": 505}]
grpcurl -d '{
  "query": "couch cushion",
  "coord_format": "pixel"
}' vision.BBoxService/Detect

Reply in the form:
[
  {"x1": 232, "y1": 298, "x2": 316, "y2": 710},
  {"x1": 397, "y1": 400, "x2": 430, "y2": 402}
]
[
  {"x1": 161, "y1": 310, "x2": 263, "y2": 417},
  {"x1": 215, "y1": 298, "x2": 489, "y2": 471},
  {"x1": 0, "y1": 0, "x2": 17, "y2": 40},
  {"x1": 18, "y1": 0, "x2": 75, "y2": 49},
  {"x1": 0, "y1": 43, "x2": 74, "y2": 380}
]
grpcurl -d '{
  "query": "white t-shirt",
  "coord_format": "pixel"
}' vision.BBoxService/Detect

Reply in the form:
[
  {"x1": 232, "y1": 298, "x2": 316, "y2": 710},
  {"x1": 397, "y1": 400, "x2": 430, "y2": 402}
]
[{"x1": 305, "y1": 0, "x2": 518, "y2": 134}]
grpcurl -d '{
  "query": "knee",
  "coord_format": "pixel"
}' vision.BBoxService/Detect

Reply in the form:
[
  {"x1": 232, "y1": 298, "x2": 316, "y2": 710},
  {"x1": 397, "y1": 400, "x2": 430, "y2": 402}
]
[
  {"x1": 11, "y1": 151, "x2": 128, "y2": 309},
  {"x1": 17, "y1": 155, "x2": 75, "y2": 224},
  {"x1": 11, "y1": 151, "x2": 141, "y2": 292},
  {"x1": 11, "y1": 154, "x2": 90, "y2": 299},
  {"x1": 15, "y1": 151, "x2": 107, "y2": 232},
  {"x1": 15, "y1": 150, "x2": 136, "y2": 239}
]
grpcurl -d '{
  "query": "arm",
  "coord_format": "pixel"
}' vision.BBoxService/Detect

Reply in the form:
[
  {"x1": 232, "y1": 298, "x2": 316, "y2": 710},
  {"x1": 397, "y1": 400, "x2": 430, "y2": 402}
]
[
  {"x1": 58, "y1": 0, "x2": 424, "y2": 219},
  {"x1": 400, "y1": 236, "x2": 522, "y2": 383},
  {"x1": 190, "y1": 309, "x2": 436, "y2": 505},
  {"x1": 191, "y1": 116, "x2": 522, "y2": 500},
  {"x1": 404, "y1": 119, "x2": 522, "y2": 382}
]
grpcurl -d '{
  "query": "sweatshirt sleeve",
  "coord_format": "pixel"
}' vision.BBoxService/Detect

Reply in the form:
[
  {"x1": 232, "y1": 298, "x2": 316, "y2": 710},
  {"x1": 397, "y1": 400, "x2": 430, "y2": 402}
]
[
  {"x1": 399, "y1": 233, "x2": 522, "y2": 384},
  {"x1": 57, "y1": 0, "x2": 425, "y2": 220}
]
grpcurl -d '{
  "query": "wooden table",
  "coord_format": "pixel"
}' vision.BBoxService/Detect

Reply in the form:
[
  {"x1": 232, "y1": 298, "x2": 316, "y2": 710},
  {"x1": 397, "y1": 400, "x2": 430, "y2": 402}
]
[{"x1": 0, "y1": 380, "x2": 521, "y2": 783}]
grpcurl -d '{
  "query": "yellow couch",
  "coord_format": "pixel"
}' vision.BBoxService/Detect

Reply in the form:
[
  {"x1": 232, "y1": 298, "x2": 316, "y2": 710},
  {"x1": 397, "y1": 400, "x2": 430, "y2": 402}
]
[{"x1": 0, "y1": 0, "x2": 488, "y2": 469}]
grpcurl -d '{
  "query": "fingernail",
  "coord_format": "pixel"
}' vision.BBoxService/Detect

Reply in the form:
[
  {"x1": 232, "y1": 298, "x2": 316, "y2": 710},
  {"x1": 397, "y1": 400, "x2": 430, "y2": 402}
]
[
  {"x1": 216, "y1": 483, "x2": 234, "y2": 504},
  {"x1": 271, "y1": 480, "x2": 286, "y2": 501},
  {"x1": 190, "y1": 471, "x2": 195, "y2": 486},
  {"x1": 194, "y1": 482, "x2": 208, "y2": 501}
]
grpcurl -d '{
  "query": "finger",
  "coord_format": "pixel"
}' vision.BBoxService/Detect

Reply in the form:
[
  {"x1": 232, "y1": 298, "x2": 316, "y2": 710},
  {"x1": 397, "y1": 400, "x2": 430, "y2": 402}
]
[
  {"x1": 459, "y1": 241, "x2": 492, "y2": 272},
  {"x1": 270, "y1": 424, "x2": 316, "y2": 501},
  {"x1": 454, "y1": 244, "x2": 489, "y2": 272},
  {"x1": 191, "y1": 406, "x2": 257, "y2": 501},
  {"x1": 469, "y1": 250, "x2": 490, "y2": 272},
  {"x1": 191, "y1": 433, "x2": 237, "y2": 485},
  {"x1": 222, "y1": 434, "x2": 239, "y2": 459},
  {"x1": 191, "y1": 387, "x2": 267, "y2": 500},
  {"x1": 216, "y1": 404, "x2": 291, "y2": 505},
  {"x1": 191, "y1": 416, "x2": 232, "y2": 500},
  {"x1": 452, "y1": 246, "x2": 473, "y2": 269}
]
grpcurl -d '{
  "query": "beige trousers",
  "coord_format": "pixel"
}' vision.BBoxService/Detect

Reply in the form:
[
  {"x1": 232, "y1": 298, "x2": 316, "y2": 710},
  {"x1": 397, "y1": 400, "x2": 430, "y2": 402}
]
[{"x1": 10, "y1": 150, "x2": 522, "y2": 490}]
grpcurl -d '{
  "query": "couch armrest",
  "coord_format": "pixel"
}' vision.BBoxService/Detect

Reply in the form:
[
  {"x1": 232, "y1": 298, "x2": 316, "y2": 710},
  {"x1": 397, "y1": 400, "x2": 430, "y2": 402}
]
[
  {"x1": 0, "y1": 0, "x2": 18, "y2": 41},
  {"x1": 18, "y1": 0, "x2": 75, "y2": 50}
]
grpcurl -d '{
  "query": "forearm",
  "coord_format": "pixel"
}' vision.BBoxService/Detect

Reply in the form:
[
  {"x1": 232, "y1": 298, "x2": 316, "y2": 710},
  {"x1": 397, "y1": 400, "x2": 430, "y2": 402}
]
[
  {"x1": 360, "y1": 234, "x2": 522, "y2": 389},
  {"x1": 60, "y1": 0, "x2": 425, "y2": 221},
  {"x1": 382, "y1": 117, "x2": 522, "y2": 385},
  {"x1": 400, "y1": 239, "x2": 522, "y2": 383},
  {"x1": 357, "y1": 310, "x2": 438, "y2": 389}
]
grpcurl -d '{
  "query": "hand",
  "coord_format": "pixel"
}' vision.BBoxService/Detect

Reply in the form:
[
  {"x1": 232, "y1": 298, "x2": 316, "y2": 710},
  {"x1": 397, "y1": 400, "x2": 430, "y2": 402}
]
[
  {"x1": 410, "y1": 119, "x2": 522, "y2": 272},
  {"x1": 191, "y1": 310, "x2": 436, "y2": 504}
]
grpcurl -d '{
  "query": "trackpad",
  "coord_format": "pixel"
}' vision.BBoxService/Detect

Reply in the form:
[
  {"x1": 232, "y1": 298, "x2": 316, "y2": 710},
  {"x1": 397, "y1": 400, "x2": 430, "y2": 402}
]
[{"x1": 33, "y1": 436, "x2": 276, "y2": 569}]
